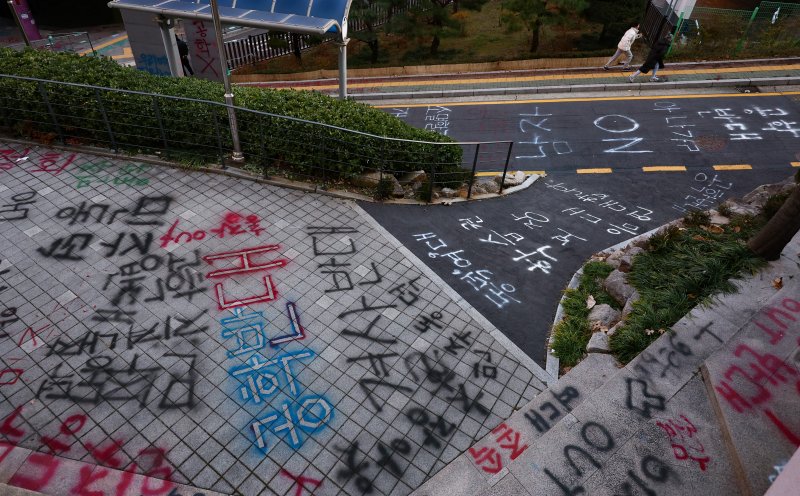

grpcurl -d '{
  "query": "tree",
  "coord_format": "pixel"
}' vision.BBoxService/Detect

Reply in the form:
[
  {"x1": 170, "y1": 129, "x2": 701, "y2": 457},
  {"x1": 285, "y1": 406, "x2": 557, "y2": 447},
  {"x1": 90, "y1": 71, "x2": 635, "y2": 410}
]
[
  {"x1": 585, "y1": 0, "x2": 646, "y2": 46},
  {"x1": 350, "y1": 0, "x2": 406, "y2": 64},
  {"x1": 501, "y1": 0, "x2": 588, "y2": 53},
  {"x1": 748, "y1": 173, "x2": 800, "y2": 261},
  {"x1": 390, "y1": 0, "x2": 488, "y2": 57}
]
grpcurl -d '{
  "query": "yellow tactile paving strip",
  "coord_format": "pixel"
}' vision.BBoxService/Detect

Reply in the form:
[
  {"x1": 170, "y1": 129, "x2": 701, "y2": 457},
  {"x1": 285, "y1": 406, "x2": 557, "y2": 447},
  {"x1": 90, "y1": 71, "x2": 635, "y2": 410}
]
[{"x1": 281, "y1": 64, "x2": 800, "y2": 91}]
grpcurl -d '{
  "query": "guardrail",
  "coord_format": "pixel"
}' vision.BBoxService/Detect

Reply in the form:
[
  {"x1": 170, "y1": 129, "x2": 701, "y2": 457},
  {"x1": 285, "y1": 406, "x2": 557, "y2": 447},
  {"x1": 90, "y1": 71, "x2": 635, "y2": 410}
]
[{"x1": 0, "y1": 74, "x2": 513, "y2": 201}]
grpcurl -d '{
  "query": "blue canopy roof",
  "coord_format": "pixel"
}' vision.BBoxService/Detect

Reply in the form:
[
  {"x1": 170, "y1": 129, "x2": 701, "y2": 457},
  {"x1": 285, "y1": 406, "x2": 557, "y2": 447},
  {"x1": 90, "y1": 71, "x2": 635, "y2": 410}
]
[{"x1": 108, "y1": 0, "x2": 352, "y2": 37}]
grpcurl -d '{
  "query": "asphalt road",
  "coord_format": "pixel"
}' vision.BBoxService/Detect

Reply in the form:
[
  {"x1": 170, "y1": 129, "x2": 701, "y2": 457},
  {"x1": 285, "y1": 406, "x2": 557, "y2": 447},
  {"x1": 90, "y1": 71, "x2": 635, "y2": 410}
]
[
  {"x1": 380, "y1": 93, "x2": 800, "y2": 172},
  {"x1": 362, "y1": 92, "x2": 800, "y2": 367}
]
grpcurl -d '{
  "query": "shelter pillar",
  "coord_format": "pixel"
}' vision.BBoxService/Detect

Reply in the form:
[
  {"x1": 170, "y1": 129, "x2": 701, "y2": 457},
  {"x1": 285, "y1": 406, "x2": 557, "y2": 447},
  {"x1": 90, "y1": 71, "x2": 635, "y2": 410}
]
[
  {"x1": 336, "y1": 37, "x2": 350, "y2": 100},
  {"x1": 157, "y1": 15, "x2": 182, "y2": 77}
]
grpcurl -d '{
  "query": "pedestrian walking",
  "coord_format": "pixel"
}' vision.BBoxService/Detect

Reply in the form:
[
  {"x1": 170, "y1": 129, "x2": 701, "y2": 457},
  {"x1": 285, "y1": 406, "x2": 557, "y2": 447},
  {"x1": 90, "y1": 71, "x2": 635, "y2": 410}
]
[
  {"x1": 603, "y1": 23, "x2": 641, "y2": 70},
  {"x1": 175, "y1": 35, "x2": 194, "y2": 76},
  {"x1": 628, "y1": 32, "x2": 673, "y2": 82}
]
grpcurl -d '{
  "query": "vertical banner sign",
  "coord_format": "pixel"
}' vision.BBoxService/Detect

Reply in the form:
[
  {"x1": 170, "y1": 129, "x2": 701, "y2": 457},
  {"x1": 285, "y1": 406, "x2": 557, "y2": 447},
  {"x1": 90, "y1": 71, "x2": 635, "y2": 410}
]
[
  {"x1": 9, "y1": 0, "x2": 43, "y2": 42},
  {"x1": 184, "y1": 20, "x2": 224, "y2": 82},
  {"x1": 121, "y1": 9, "x2": 174, "y2": 76}
]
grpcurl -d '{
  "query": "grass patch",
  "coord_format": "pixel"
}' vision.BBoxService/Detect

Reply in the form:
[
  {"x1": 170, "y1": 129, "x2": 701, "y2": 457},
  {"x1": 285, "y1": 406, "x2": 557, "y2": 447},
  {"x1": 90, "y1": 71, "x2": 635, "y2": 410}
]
[
  {"x1": 609, "y1": 214, "x2": 771, "y2": 364},
  {"x1": 551, "y1": 261, "x2": 618, "y2": 369}
]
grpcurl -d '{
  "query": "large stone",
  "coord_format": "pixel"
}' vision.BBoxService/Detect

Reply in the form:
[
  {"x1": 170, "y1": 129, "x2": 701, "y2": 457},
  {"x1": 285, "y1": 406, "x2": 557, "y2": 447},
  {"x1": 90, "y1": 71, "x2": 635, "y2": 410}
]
[
  {"x1": 494, "y1": 171, "x2": 526, "y2": 187},
  {"x1": 392, "y1": 178, "x2": 405, "y2": 198},
  {"x1": 603, "y1": 269, "x2": 635, "y2": 306},
  {"x1": 482, "y1": 180, "x2": 500, "y2": 194},
  {"x1": 586, "y1": 332, "x2": 611, "y2": 354},
  {"x1": 588, "y1": 303, "x2": 620, "y2": 327},
  {"x1": 440, "y1": 187, "x2": 458, "y2": 198},
  {"x1": 618, "y1": 247, "x2": 645, "y2": 272},
  {"x1": 621, "y1": 289, "x2": 640, "y2": 318},
  {"x1": 399, "y1": 170, "x2": 427, "y2": 184}
]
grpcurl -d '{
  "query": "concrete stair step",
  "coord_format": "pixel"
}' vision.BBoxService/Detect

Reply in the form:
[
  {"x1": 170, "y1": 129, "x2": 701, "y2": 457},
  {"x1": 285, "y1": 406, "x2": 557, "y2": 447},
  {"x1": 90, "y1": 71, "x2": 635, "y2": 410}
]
[
  {"x1": 466, "y1": 260, "x2": 795, "y2": 494},
  {"x1": 413, "y1": 231, "x2": 800, "y2": 496},
  {"x1": 701, "y1": 275, "x2": 800, "y2": 496},
  {"x1": 412, "y1": 352, "x2": 620, "y2": 495}
]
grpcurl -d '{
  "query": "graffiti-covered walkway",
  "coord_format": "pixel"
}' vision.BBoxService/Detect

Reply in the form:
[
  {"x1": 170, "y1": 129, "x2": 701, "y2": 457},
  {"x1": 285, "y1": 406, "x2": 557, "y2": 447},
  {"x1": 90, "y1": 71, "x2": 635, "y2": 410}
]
[{"x1": 0, "y1": 142, "x2": 546, "y2": 496}]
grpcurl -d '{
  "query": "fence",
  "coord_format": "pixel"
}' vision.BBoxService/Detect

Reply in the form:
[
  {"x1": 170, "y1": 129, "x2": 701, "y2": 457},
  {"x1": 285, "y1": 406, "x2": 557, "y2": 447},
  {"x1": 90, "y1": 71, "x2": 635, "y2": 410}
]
[
  {"x1": 0, "y1": 74, "x2": 512, "y2": 201},
  {"x1": 5, "y1": 32, "x2": 96, "y2": 55},
  {"x1": 224, "y1": 0, "x2": 437, "y2": 71},
  {"x1": 642, "y1": 1, "x2": 800, "y2": 59}
]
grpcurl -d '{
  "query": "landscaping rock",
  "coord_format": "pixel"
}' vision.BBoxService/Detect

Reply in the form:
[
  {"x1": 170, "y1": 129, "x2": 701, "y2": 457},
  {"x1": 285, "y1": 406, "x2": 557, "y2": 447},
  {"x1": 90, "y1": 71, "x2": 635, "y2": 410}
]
[
  {"x1": 588, "y1": 303, "x2": 620, "y2": 328},
  {"x1": 586, "y1": 332, "x2": 611, "y2": 354},
  {"x1": 392, "y1": 179, "x2": 405, "y2": 198},
  {"x1": 482, "y1": 180, "x2": 500, "y2": 194},
  {"x1": 607, "y1": 322, "x2": 623, "y2": 337},
  {"x1": 622, "y1": 289, "x2": 640, "y2": 318},
  {"x1": 742, "y1": 177, "x2": 795, "y2": 207},
  {"x1": 618, "y1": 247, "x2": 645, "y2": 272},
  {"x1": 399, "y1": 170, "x2": 427, "y2": 184},
  {"x1": 709, "y1": 210, "x2": 730, "y2": 225},
  {"x1": 603, "y1": 269, "x2": 635, "y2": 306},
  {"x1": 440, "y1": 188, "x2": 458, "y2": 198},
  {"x1": 495, "y1": 171, "x2": 526, "y2": 187}
]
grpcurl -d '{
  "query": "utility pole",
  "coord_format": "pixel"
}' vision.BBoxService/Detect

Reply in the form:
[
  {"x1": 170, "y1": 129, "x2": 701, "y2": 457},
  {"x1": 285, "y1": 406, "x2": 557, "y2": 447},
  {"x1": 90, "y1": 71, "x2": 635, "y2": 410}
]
[{"x1": 210, "y1": 0, "x2": 244, "y2": 165}]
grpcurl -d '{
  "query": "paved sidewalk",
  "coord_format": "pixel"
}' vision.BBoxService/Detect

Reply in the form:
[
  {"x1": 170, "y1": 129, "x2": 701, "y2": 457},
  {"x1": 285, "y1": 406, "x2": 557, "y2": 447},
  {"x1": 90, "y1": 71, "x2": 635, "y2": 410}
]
[
  {"x1": 241, "y1": 58, "x2": 800, "y2": 100},
  {"x1": 0, "y1": 142, "x2": 546, "y2": 496}
]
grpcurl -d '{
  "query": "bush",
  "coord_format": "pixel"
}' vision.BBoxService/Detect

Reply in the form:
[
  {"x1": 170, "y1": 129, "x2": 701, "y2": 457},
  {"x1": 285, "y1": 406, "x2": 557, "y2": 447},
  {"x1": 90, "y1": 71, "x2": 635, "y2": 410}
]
[{"x1": 0, "y1": 48, "x2": 463, "y2": 182}]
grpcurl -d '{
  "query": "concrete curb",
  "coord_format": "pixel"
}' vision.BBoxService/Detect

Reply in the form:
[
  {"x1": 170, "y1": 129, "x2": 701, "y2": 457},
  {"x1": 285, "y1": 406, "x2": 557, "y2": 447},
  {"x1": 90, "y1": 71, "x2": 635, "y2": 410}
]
[
  {"x1": 349, "y1": 76, "x2": 800, "y2": 101},
  {"x1": 351, "y1": 202, "x2": 557, "y2": 387}
]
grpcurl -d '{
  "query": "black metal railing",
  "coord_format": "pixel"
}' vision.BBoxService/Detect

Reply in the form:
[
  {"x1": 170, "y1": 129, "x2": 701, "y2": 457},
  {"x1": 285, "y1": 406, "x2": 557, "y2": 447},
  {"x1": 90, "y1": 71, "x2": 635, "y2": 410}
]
[{"x1": 0, "y1": 74, "x2": 513, "y2": 201}]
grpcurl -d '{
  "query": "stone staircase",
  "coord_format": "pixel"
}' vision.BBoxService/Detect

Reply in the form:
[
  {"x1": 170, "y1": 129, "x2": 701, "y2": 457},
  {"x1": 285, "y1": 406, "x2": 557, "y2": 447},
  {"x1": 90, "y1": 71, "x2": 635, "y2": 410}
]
[{"x1": 413, "y1": 233, "x2": 800, "y2": 496}]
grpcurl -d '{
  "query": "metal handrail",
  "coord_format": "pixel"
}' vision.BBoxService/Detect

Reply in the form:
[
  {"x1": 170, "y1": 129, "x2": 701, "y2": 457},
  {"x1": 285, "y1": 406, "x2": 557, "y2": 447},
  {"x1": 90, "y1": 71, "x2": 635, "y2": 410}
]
[
  {"x1": 0, "y1": 73, "x2": 514, "y2": 201},
  {"x1": 0, "y1": 74, "x2": 509, "y2": 148}
]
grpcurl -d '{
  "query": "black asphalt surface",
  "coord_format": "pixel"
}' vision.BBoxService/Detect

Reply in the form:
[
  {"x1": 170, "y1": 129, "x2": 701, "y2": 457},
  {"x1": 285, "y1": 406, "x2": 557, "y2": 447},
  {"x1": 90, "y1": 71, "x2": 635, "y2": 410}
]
[
  {"x1": 382, "y1": 94, "x2": 800, "y2": 171},
  {"x1": 363, "y1": 94, "x2": 800, "y2": 367}
]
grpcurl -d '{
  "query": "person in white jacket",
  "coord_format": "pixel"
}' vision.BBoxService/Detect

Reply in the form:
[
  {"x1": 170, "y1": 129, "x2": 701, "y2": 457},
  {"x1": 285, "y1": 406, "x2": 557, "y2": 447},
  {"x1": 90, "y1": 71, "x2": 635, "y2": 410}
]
[{"x1": 603, "y1": 23, "x2": 641, "y2": 70}]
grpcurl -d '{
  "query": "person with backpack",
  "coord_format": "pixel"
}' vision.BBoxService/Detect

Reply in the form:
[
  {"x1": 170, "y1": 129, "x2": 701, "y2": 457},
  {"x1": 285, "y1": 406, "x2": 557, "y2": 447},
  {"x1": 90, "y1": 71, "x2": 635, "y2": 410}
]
[
  {"x1": 603, "y1": 23, "x2": 642, "y2": 71},
  {"x1": 628, "y1": 32, "x2": 673, "y2": 82}
]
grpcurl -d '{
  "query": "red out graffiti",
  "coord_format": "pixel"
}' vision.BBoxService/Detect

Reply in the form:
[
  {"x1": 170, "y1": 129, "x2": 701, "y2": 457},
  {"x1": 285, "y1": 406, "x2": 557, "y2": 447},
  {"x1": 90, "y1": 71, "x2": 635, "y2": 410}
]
[
  {"x1": 468, "y1": 423, "x2": 529, "y2": 474},
  {"x1": 714, "y1": 298, "x2": 800, "y2": 446},
  {"x1": 0, "y1": 405, "x2": 174, "y2": 496},
  {"x1": 160, "y1": 212, "x2": 264, "y2": 248},
  {"x1": 655, "y1": 414, "x2": 710, "y2": 471}
]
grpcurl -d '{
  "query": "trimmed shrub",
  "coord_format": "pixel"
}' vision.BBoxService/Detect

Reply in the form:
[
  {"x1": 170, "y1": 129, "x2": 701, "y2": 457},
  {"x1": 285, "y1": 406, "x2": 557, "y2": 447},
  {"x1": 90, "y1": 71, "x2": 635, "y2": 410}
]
[{"x1": 0, "y1": 48, "x2": 463, "y2": 182}]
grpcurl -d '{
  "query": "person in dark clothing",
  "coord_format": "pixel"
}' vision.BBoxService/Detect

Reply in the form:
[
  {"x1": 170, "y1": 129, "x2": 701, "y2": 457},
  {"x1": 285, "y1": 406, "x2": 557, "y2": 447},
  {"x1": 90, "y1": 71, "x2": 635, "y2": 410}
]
[
  {"x1": 175, "y1": 35, "x2": 194, "y2": 76},
  {"x1": 628, "y1": 32, "x2": 673, "y2": 82}
]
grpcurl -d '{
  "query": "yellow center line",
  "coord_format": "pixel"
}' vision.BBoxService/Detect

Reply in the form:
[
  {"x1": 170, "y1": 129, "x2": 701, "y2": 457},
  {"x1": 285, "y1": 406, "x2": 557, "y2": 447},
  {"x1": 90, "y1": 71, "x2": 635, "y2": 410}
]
[
  {"x1": 576, "y1": 168, "x2": 612, "y2": 174},
  {"x1": 643, "y1": 166, "x2": 686, "y2": 172},
  {"x1": 713, "y1": 164, "x2": 752, "y2": 171},
  {"x1": 281, "y1": 64, "x2": 799, "y2": 92},
  {"x1": 792, "y1": 162, "x2": 800, "y2": 167},
  {"x1": 474, "y1": 170, "x2": 545, "y2": 176}
]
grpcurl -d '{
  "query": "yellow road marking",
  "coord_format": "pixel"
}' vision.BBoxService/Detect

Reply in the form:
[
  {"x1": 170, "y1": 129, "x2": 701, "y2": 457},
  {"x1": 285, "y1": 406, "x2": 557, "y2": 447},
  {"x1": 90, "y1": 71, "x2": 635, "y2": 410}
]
[
  {"x1": 713, "y1": 164, "x2": 752, "y2": 170},
  {"x1": 643, "y1": 166, "x2": 686, "y2": 172},
  {"x1": 576, "y1": 168, "x2": 612, "y2": 174},
  {"x1": 792, "y1": 162, "x2": 800, "y2": 167},
  {"x1": 289, "y1": 64, "x2": 799, "y2": 91},
  {"x1": 373, "y1": 91, "x2": 800, "y2": 108},
  {"x1": 80, "y1": 34, "x2": 129, "y2": 55},
  {"x1": 474, "y1": 170, "x2": 545, "y2": 176}
]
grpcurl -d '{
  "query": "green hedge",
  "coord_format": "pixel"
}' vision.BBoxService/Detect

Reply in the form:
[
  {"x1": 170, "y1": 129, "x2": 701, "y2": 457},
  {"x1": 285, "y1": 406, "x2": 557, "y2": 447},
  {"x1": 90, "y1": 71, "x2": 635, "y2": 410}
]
[{"x1": 0, "y1": 48, "x2": 464, "y2": 181}]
